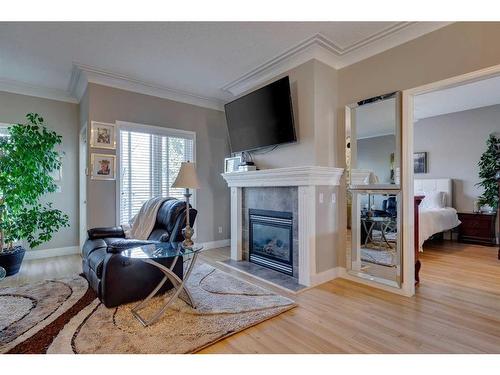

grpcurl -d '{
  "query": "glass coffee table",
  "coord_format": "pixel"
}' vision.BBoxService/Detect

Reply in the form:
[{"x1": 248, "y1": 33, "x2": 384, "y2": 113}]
[{"x1": 121, "y1": 242, "x2": 204, "y2": 327}]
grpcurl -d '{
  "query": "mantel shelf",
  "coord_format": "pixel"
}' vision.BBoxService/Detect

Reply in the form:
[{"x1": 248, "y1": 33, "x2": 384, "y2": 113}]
[{"x1": 221, "y1": 166, "x2": 344, "y2": 188}]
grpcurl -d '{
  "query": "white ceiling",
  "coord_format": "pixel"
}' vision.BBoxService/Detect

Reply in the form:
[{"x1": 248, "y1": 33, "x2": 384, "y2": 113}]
[
  {"x1": 414, "y1": 75, "x2": 500, "y2": 121},
  {"x1": 0, "y1": 22, "x2": 449, "y2": 108}
]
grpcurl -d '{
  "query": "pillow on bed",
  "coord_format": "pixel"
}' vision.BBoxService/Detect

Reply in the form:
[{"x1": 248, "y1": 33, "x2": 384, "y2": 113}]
[{"x1": 421, "y1": 191, "x2": 446, "y2": 209}]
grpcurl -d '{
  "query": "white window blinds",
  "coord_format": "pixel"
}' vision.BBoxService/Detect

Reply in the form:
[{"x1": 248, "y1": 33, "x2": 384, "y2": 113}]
[{"x1": 119, "y1": 127, "x2": 194, "y2": 225}]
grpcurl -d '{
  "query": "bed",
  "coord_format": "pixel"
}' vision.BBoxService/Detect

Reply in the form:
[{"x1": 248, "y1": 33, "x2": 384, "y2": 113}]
[{"x1": 415, "y1": 178, "x2": 461, "y2": 251}]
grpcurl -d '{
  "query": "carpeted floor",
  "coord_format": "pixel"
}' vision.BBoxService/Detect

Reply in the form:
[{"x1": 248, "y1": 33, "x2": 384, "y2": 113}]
[
  {"x1": 0, "y1": 275, "x2": 90, "y2": 354},
  {"x1": 1, "y1": 263, "x2": 296, "y2": 354}
]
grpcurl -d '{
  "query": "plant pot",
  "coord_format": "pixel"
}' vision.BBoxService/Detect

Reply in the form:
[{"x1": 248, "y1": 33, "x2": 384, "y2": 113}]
[{"x1": 0, "y1": 246, "x2": 26, "y2": 276}]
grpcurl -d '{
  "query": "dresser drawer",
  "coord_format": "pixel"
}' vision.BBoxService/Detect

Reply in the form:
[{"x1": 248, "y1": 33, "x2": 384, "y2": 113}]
[{"x1": 457, "y1": 212, "x2": 497, "y2": 246}]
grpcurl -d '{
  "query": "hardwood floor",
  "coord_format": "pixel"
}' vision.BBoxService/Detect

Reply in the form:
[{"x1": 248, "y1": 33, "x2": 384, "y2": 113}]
[{"x1": 1, "y1": 241, "x2": 500, "y2": 353}]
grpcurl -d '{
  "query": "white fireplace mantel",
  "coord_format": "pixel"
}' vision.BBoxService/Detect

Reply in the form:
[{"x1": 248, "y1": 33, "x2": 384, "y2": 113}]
[
  {"x1": 222, "y1": 166, "x2": 344, "y2": 188},
  {"x1": 221, "y1": 166, "x2": 344, "y2": 287}
]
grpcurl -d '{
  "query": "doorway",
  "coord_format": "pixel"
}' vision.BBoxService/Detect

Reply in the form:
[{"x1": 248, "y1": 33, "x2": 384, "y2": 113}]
[{"x1": 402, "y1": 65, "x2": 500, "y2": 289}]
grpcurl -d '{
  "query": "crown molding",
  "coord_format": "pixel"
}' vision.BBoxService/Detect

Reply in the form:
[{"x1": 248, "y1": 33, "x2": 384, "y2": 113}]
[
  {"x1": 0, "y1": 78, "x2": 78, "y2": 104},
  {"x1": 69, "y1": 63, "x2": 224, "y2": 111},
  {"x1": 221, "y1": 22, "x2": 452, "y2": 96}
]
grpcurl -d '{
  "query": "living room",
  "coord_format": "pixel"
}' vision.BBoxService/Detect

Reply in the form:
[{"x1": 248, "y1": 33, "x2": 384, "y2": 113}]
[{"x1": 1, "y1": 1, "x2": 500, "y2": 372}]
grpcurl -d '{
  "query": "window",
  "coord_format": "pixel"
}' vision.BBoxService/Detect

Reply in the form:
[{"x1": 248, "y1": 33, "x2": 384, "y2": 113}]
[
  {"x1": 0, "y1": 124, "x2": 9, "y2": 139},
  {"x1": 118, "y1": 123, "x2": 195, "y2": 225}
]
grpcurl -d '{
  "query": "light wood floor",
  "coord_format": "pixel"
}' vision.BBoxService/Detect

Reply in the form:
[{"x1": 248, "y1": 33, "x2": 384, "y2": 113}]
[{"x1": 2, "y1": 241, "x2": 500, "y2": 353}]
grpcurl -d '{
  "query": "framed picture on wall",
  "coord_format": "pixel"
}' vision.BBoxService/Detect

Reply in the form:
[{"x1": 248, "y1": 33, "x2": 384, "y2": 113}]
[
  {"x1": 90, "y1": 121, "x2": 116, "y2": 149},
  {"x1": 413, "y1": 152, "x2": 428, "y2": 174},
  {"x1": 90, "y1": 153, "x2": 116, "y2": 180}
]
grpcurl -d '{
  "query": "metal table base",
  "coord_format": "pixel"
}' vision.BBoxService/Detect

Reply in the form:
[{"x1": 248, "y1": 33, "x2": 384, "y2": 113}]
[{"x1": 131, "y1": 252, "x2": 199, "y2": 327}]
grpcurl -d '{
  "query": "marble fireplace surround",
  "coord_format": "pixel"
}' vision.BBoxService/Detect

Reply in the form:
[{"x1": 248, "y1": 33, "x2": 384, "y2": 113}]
[{"x1": 222, "y1": 166, "x2": 344, "y2": 287}]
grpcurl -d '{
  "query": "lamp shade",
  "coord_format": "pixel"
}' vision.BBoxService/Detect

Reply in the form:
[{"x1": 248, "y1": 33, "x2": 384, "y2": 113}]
[{"x1": 172, "y1": 162, "x2": 200, "y2": 189}]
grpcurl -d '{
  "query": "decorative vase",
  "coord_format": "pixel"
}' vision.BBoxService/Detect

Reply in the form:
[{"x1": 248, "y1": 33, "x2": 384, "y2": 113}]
[{"x1": 0, "y1": 245, "x2": 26, "y2": 276}]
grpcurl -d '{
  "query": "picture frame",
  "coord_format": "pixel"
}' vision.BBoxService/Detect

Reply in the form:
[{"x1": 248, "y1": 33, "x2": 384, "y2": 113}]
[
  {"x1": 90, "y1": 153, "x2": 116, "y2": 180},
  {"x1": 224, "y1": 156, "x2": 242, "y2": 173},
  {"x1": 90, "y1": 121, "x2": 116, "y2": 150},
  {"x1": 413, "y1": 152, "x2": 428, "y2": 174}
]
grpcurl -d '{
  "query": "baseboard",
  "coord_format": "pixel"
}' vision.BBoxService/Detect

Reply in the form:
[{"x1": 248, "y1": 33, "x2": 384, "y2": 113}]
[
  {"x1": 310, "y1": 266, "x2": 346, "y2": 286},
  {"x1": 24, "y1": 246, "x2": 81, "y2": 260},
  {"x1": 200, "y1": 239, "x2": 230, "y2": 250}
]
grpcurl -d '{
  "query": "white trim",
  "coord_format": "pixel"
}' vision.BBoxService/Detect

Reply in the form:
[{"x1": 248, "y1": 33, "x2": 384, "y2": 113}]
[
  {"x1": 230, "y1": 187, "x2": 243, "y2": 261},
  {"x1": 401, "y1": 63, "x2": 500, "y2": 297},
  {"x1": 221, "y1": 23, "x2": 450, "y2": 96},
  {"x1": 200, "y1": 239, "x2": 230, "y2": 250},
  {"x1": 115, "y1": 120, "x2": 196, "y2": 140},
  {"x1": 310, "y1": 266, "x2": 345, "y2": 286},
  {"x1": 222, "y1": 166, "x2": 344, "y2": 188},
  {"x1": 0, "y1": 78, "x2": 77, "y2": 104},
  {"x1": 298, "y1": 185, "x2": 316, "y2": 286},
  {"x1": 339, "y1": 268, "x2": 413, "y2": 297},
  {"x1": 24, "y1": 246, "x2": 80, "y2": 260},
  {"x1": 70, "y1": 63, "x2": 224, "y2": 111}
]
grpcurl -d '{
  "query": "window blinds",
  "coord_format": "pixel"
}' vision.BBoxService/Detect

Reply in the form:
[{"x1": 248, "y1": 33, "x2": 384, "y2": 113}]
[{"x1": 119, "y1": 128, "x2": 194, "y2": 225}]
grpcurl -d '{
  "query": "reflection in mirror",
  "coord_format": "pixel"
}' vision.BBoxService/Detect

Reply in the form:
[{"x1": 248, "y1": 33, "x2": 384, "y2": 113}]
[
  {"x1": 347, "y1": 93, "x2": 400, "y2": 187},
  {"x1": 347, "y1": 191, "x2": 401, "y2": 287}
]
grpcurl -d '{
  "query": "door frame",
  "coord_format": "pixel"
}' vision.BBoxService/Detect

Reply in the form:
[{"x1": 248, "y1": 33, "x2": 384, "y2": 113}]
[
  {"x1": 402, "y1": 63, "x2": 500, "y2": 296},
  {"x1": 79, "y1": 124, "x2": 88, "y2": 250}
]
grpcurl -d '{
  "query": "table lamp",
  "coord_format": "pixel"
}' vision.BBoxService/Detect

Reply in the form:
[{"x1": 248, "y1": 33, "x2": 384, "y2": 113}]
[{"x1": 172, "y1": 161, "x2": 200, "y2": 248}]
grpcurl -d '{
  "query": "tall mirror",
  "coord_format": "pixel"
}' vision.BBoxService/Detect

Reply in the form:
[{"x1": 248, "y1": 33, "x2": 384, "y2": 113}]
[
  {"x1": 346, "y1": 92, "x2": 401, "y2": 189},
  {"x1": 346, "y1": 92, "x2": 402, "y2": 288}
]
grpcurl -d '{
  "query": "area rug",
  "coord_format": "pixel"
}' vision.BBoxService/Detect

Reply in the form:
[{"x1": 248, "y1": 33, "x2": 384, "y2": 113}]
[
  {"x1": 0, "y1": 275, "x2": 90, "y2": 354},
  {"x1": 48, "y1": 262, "x2": 296, "y2": 354},
  {"x1": 1, "y1": 262, "x2": 296, "y2": 354}
]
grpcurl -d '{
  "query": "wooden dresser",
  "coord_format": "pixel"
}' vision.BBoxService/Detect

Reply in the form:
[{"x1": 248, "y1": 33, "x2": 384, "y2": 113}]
[{"x1": 457, "y1": 212, "x2": 497, "y2": 246}]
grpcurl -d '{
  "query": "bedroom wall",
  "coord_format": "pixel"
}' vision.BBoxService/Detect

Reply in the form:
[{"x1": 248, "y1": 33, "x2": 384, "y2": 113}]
[
  {"x1": 414, "y1": 104, "x2": 500, "y2": 212},
  {"x1": 336, "y1": 22, "x2": 500, "y2": 267},
  {"x1": 86, "y1": 83, "x2": 231, "y2": 244},
  {"x1": 0, "y1": 91, "x2": 79, "y2": 252}
]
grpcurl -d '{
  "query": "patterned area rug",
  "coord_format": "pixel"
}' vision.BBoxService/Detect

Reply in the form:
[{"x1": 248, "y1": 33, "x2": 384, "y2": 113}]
[
  {"x1": 1, "y1": 263, "x2": 296, "y2": 354},
  {"x1": 0, "y1": 275, "x2": 89, "y2": 353}
]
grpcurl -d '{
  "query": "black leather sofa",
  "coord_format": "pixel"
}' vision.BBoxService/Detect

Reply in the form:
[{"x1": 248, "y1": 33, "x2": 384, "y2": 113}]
[{"x1": 82, "y1": 198, "x2": 197, "y2": 307}]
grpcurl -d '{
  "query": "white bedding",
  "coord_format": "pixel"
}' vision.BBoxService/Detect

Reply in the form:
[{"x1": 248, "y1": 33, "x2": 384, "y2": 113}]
[{"x1": 418, "y1": 207, "x2": 461, "y2": 251}]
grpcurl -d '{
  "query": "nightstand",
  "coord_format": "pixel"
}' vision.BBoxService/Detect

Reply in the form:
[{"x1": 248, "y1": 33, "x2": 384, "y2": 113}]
[{"x1": 457, "y1": 212, "x2": 497, "y2": 246}]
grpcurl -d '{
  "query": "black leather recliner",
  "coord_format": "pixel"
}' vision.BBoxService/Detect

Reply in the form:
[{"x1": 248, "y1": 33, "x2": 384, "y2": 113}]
[{"x1": 82, "y1": 198, "x2": 197, "y2": 308}]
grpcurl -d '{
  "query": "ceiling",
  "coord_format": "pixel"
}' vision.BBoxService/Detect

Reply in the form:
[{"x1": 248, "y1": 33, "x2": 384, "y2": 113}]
[
  {"x1": 0, "y1": 22, "x2": 449, "y2": 109},
  {"x1": 414, "y1": 75, "x2": 500, "y2": 121}
]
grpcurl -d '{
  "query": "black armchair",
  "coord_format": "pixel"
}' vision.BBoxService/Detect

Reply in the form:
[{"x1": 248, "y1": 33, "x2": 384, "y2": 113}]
[{"x1": 82, "y1": 198, "x2": 197, "y2": 307}]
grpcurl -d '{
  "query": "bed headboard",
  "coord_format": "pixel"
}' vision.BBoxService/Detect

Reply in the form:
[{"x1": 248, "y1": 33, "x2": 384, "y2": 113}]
[{"x1": 414, "y1": 178, "x2": 453, "y2": 207}]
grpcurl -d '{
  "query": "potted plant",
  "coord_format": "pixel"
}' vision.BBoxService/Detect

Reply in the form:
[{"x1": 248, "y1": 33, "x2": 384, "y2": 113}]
[
  {"x1": 476, "y1": 134, "x2": 500, "y2": 213},
  {"x1": 0, "y1": 113, "x2": 69, "y2": 276}
]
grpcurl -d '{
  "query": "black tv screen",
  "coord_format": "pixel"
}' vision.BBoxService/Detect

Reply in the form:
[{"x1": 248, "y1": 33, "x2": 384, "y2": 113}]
[{"x1": 224, "y1": 76, "x2": 296, "y2": 153}]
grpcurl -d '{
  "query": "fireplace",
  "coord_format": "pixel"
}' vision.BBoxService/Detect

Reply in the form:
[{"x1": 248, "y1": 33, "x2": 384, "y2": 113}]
[{"x1": 249, "y1": 209, "x2": 293, "y2": 275}]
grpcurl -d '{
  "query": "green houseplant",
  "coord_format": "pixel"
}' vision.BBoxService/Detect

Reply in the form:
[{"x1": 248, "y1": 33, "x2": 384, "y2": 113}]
[
  {"x1": 0, "y1": 113, "x2": 69, "y2": 276},
  {"x1": 476, "y1": 134, "x2": 500, "y2": 212}
]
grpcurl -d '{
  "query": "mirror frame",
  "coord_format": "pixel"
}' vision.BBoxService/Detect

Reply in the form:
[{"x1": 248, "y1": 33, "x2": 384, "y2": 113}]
[{"x1": 345, "y1": 91, "x2": 403, "y2": 289}]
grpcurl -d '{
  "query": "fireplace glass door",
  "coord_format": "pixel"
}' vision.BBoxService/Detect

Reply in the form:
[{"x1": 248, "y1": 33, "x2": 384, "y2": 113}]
[{"x1": 249, "y1": 209, "x2": 293, "y2": 275}]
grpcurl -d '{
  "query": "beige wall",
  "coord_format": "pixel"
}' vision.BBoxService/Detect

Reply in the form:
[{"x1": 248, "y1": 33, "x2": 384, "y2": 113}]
[
  {"x1": 243, "y1": 59, "x2": 338, "y2": 169},
  {"x1": 86, "y1": 84, "x2": 230, "y2": 243},
  {"x1": 336, "y1": 22, "x2": 500, "y2": 267},
  {"x1": 0, "y1": 91, "x2": 79, "y2": 251}
]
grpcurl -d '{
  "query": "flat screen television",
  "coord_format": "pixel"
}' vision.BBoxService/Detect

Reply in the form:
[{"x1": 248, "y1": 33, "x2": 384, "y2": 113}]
[{"x1": 224, "y1": 76, "x2": 296, "y2": 153}]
